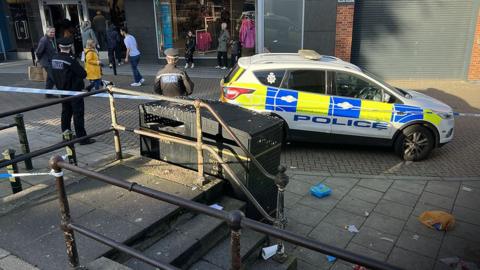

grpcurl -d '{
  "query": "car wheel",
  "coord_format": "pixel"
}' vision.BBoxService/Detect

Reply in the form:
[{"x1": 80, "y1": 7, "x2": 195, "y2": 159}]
[{"x1": 394, "y1": 125, "x2": 435, "y2": 161}]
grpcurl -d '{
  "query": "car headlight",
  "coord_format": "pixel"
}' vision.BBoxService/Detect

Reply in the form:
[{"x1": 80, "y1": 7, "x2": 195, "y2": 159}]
[{"x1": 433, "y1": 110, "x2": 454, "y2": 119}]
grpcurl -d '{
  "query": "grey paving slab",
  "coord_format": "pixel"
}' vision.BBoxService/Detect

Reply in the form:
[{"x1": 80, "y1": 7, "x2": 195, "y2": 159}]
[
  {"x1": 0, "y1": 249, "x2": 9, "y2": 259},
  {"x1": 295, "y1": 259, "x2": 319, "y2": 270},
  {"x1": 395, "y1": 230, "x2": 442, "y2": 258},
  {"x1": 455, "y1": 185, "x2": 480, "y2": 210},
  {"x1": 0, "y1": 255, "x2": 40, "y2": 270},
  {"x1": 87, "y1": 257, "x2": 132, "y2": 270},
  {"x1": 0, "y1": 196, "x2": 95, "y2": 251},
  {"x1": 452, "y1": 205, "x2": 480, "y2": 226},
  {"x1": 387, "y1": 247, "x2": 435, "y2": 270},
  {"x1": 383, "y1": 188, "x2": 420, "y2": 207},
  {"x1": 449, "y1": 221, "x2": 480, "y2": 243},
  {"x1": 374, "y1": 199, "x2": 413, "y2": 220},
  {"x1": 351, "y1": 226, "x2": 397, "y2": 254},
  {"x1": 322, "y1": 177, "x2": 359, "y2": 189},
  {"x1": 403, "y1": 215, "x2": 445, "y2": 241},
  {"x1": 347, "y1": 186, "x2": 384, "y2": 204},
  {"x1": 292, "y1": 174, "x2": 326, "y2": 185},
  {"x1": 284, "y1": 191, "x2": 302, "y2": 208},
  {"x1": 346, "y1": 242, "x2": 388, "y2": 261},
  {"x1": 292, "y1": 247, "x2": 331, "y2": 269},
  {"x1": 411, "y1": 202, "x2": 451, "y2": 218},
  {"x1": 309, "y1": 222, "x2": 354, "y2": 249},
  {"x1": 390, "y1": 180, "x2": 426, "y2": 195},
  {"x1": 189, "y1": 260, "x2": 224, "y2": 270},
  {"x1": 424, "y1": 181, "x2": 460, "y2": 198},
  {"x1": 336, "y1": 195, "x2": 376, "y2": 217},
  {"x1": 357, "y1": 178, "x2": 393, "y2": 193},
  {"x1": 286, "y1": 179, "x2": 312, "y2": 196},
  {"x1": 320, "y1": 180, "x2": 353, "y2": 198},
  {"x1": 330, "y1": 261, "x2": 355, "y2": 270},
  {"x1": 286, "y1": 204, "x2": 327, "y2": 227},
  {"x1": 461, "y1": 181, "x2": 480, "y2": 188},
  {"x1": 438, "y1": 235, "x2": 480, "y2": 264},
  {"x1": 285, "y1": 219, "x2": 313, "y2": 237},
  {"x1": 323, "y1": 208, "x2": 366, "y2": 229},
  {"x1": 418, "y1": 192, "x2": 455, "y2": 210},
  {"x1": 298, "y1": 193, "x2": 339, "y2": 213},
  {"x1": 363, "y1": 212, "x2": 406, "y2": 236}
]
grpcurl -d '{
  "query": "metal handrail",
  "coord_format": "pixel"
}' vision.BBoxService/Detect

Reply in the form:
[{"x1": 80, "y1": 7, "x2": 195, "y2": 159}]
[
  {"x1": 116, "y1": 124, "x2": 275, "y2": 222},
  {"x1": 51, "y1": 156, "x2": 403, "y2": 270},
  {"x1": 107, "y1": 86, "x2": 280, "y2": 223},
  {"x1": 0, "y1": 89, "x2": 107, "y2": 119},
  {"x1": 0, "y1": 128, "x2": 113, "y2": 169},
  {"x1": 108, "y1": 86, "x2": 276, "y2": 180}
]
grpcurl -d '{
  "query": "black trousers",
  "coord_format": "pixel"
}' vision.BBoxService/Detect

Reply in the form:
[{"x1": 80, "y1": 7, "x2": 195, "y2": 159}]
[
  {"x1": 61, "y1": 98, "x2": 87, "y2": 138},
  {"x1": 231, "y1": 54, "x2": 239, "y2": 67},
  {"x1": 108, "y1": 47, "x2": 122, "y2": 64},
  {"x1": 185, "y1": 51, "x2": 194, "y2": 64},
  {"x1": 217, "y1": 51, "x2": 227, "y2": 67}
]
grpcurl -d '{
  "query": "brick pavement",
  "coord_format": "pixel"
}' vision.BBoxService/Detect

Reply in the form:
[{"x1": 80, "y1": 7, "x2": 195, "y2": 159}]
[{"x1": 1, "y1": 73, "x2": 479, "y2": 178}]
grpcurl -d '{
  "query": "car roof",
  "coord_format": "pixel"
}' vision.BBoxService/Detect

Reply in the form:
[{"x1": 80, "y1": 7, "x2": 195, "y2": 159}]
[{"x1": 238, "y1": 53, "x2": 362, "y2": 72}]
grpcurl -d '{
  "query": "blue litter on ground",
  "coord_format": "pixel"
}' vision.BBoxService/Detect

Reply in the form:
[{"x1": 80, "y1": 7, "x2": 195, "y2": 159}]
[
  {"x1": 310, "y1": 183, "x2": 332, "y2": 198},
  {"x1": 327, "y1": 255, "x2": 336, "y2": 262}
]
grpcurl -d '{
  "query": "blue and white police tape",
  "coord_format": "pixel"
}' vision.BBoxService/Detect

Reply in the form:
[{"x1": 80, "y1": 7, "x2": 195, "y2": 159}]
[
  {"x1": 0, "y1": 85, "x2": 156, "y2": 100},
  {"x1": 0, "y1": 169, "x2": 63, "y2": 179},
  {"x1": 453, "y1": 112, "x2": 480, "y2": 117},
  {"x1": 2, "y1": 85, "x2": 480, "y2": 117}
]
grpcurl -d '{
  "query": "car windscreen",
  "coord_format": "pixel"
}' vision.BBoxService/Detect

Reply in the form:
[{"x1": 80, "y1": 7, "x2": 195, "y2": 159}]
[{"x1": 360, "y1": 68, "x2": 405, "y2": 97}]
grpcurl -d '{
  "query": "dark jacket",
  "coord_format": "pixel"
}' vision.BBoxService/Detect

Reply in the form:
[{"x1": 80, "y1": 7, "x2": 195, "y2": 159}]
[
  {"x1": 154, "y1": 63, "x2": 194, "y2": 97},
  {"x1": 35, "y1": 35, "x2": 57, "y2": 68},
  {"x1": 51, "y1": 52, "x2": 87, "y2": 91},
  {"x1": 185, "y1": 35, "x2": 196, "y2": 54},
  {"x1": 107, "y1": 27, "x2": 121, "y2": 49}
]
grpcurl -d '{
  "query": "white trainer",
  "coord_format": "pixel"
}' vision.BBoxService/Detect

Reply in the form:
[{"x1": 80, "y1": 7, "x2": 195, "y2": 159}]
[
  {"x1": 140, "y1": 78, "x2": 145, "y2": 84},
  {"x1": 130, "y1": 82, "x2": 141, "y2": 87},
  {"x1": 191, "y1": 63, "x2": 195, "y2": 68}
]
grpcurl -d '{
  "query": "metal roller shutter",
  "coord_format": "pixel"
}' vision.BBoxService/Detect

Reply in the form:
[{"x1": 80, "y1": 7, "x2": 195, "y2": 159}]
[{"x1": 351, "y1": 0, "x2": 477, "y2": 79}]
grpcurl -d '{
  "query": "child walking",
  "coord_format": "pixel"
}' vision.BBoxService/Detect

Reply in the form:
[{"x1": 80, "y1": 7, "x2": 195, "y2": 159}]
[{"x1": 84, "y1": 39, "x2": 103, "y2": 91}]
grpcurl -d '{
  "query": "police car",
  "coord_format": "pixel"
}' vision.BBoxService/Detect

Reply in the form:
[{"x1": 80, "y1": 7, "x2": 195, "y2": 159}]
[{"x1": 220, "y1": 50, "x2": 454, "y2": 161}]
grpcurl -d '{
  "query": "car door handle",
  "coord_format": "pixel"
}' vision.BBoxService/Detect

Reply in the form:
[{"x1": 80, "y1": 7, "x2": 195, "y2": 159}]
[{"x1": 396, "y1": 111, "x2": 406, "y2": 116}]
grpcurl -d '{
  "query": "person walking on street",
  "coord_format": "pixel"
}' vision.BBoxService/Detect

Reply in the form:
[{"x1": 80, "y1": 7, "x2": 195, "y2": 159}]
[
  {"x1": 154, "y1": 48, "x2": 194, "y2": 97},
  {"x1": 185, "y1": 30, "x2": 196, "y2": 69},
  {"x1": 84, "y1": 39, "x2": 103, "y2": 91},
  {"x1": 35, "y1": 27, "x2": 57, "y2": 98},
  {"x1": 216, "y1": 22, "x2": 229, "y2": 69},
  {"x1": 92, "y1": 11, "x2": 107, "y2": 50},
  {"x1": 81, "y1": 21, "x2": 98, "y2": 60},
  {"x1": 120, "y1": 27, "x2": 144, "y2": 87},
  {"x1": 107, "y1": 24, "x2": 122, "y2": 67},
  {"x1": 50, "y1": 37, "x2": 95, "y2": 145}
]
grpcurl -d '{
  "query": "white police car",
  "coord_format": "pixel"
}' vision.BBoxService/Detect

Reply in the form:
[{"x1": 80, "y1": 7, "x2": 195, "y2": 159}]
[{"x1": 220, "y1": 50, "x2": 454, "y2": 161}]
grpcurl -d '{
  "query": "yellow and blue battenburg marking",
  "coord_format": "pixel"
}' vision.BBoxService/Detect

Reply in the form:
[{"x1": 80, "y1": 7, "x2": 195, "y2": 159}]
[{"x1": 261, "y1": 87, "x2": 443, "y2": 126}]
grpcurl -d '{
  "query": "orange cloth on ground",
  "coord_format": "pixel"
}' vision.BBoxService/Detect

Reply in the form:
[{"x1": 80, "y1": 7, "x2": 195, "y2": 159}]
[{"x1": 418, "y1": 210, "x2": 455, "y2": 231}]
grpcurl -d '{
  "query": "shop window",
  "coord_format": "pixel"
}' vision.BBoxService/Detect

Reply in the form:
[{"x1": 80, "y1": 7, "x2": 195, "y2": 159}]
[
  {"x1": 153, "y1": 0, "x2": 256, "y2": 58},
  {"x1": 264, "y1": 0, "x2": 303, "y2": 53}
]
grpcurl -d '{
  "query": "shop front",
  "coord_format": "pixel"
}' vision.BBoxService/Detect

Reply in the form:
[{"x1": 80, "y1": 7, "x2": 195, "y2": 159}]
[
  {"x1": 0, "y1": 0, "x2": 125, "y2": 59},
  {"x1": 151, "y1": 0, "x2": 304, "y2": 60}
]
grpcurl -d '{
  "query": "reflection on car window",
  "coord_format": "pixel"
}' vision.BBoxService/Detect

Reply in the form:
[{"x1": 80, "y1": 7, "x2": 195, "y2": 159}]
[
  {"x1": 333, "y1": 72, "x2": 383, "y2": 101},
  {"x1": 285, "y1": 70, "x2": 326, "y2": 94},
  {"x1": 254, "y1": 70, "x2": 285, "y2": 87}
]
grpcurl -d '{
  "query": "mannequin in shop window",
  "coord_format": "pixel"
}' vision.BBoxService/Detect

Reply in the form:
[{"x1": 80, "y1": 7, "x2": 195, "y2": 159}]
[{"x1": 215, "y1": 22, "x2": 230, "y2": 69}]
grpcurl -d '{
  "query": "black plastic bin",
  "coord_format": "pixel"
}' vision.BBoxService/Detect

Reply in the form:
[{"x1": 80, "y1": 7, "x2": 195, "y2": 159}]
[{"x1": 139, "y1": 99, "x2": 284, "y2": 219}]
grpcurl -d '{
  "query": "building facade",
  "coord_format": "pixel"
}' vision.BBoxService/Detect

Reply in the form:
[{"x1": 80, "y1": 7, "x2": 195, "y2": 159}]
[{"x1": 0, "y1": 0, "x2": 479, "y2": 80}]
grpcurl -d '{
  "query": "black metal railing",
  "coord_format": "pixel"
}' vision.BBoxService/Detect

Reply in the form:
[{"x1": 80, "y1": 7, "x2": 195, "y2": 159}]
[
  {"x1": 0, "y1": 89, "x2": 109, "y2": 195},
  {"x1": 50, "y1": 156, "x2": 403, "y2": 270}
]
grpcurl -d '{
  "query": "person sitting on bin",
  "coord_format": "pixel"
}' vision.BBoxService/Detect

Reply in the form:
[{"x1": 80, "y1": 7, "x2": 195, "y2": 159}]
[{"x1": 154, "y1": 48, "x2": 194, "y2": 97}]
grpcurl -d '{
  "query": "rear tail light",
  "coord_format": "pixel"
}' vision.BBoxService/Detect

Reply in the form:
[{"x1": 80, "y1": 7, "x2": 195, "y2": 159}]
[{"x1": 223, "y1": 87, "x2": 255, "y2": 100}]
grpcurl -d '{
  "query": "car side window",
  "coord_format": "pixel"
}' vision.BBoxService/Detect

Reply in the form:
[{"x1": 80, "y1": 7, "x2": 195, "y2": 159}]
[
  {"x1": 282, "y1": 70, "x2": 326, "y2": 94},
  {"x1": 254, "y1": 70, "x2": 286, "y2": 88},
  {"x1": 332, "y1": 72, "x2": 384, "y2": 102}
]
